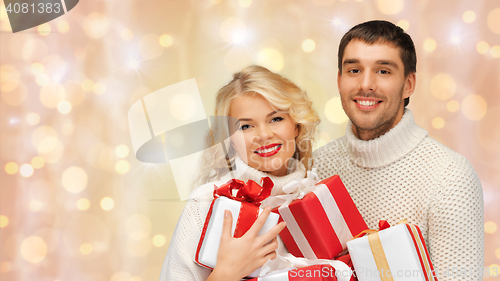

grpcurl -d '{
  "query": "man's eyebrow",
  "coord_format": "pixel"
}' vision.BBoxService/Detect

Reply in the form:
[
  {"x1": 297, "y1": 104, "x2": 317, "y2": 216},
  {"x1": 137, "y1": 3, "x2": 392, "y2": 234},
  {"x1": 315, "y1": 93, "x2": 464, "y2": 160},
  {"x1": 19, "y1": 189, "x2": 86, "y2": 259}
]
[
  {"x1": 376, "y1": 60, "x2": 398, "y2": 68},
  {"x1": 343, "y1": 58, "x2": 359, "y2": 65}
]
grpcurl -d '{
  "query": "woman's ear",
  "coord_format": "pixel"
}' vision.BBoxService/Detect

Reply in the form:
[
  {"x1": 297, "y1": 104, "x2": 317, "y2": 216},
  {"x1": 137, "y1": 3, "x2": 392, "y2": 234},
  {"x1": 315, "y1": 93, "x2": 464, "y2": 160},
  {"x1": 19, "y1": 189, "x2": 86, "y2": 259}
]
[{"x1": 295, "y1": 124, "x2": 300, "y2": 138}]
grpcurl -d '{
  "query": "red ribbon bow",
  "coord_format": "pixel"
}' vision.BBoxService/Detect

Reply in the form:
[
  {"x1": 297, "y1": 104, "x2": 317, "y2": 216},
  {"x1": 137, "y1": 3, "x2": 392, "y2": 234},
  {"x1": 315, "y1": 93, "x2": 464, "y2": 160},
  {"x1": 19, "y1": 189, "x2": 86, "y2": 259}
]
[{"x1": 214, "y1": 177, "x2": 274, "y2": 206}]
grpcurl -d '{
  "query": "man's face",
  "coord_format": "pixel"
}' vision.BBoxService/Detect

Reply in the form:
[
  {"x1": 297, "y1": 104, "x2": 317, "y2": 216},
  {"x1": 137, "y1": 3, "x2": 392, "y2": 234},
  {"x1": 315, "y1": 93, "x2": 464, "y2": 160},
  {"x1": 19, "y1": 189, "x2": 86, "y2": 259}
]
[{"x1": 338, "y1": 39, "x2": 416, "y2": 140}]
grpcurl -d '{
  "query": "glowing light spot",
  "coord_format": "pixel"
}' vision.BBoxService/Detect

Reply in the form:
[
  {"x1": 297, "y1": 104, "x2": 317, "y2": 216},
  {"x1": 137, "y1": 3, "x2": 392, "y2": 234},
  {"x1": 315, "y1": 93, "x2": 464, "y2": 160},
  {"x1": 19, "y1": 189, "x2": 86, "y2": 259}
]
[
  {"x1": 130, "y1": 277, "x2": 142, "y2": 281},
  {"x1": 495, "y1": 247, "x2": 500, "y2": 259},
  {"x1": 325, "y1": 97, "x2": 349, "y2": 124},
  {"x1": 431, "y1": 117, "x2": 445, "y2": 129},
  {"x1": 239, "y1": 0, "x2": 252, "y2": 8},
  {"x1": 0, "y1": 64, "x2": 20, "y2": 92},
  {"x1": 31, "y1": 63, "x2": 44, "y2": 75},
  {"x1": 450, "y1": 34, "x2": 460, "y2": 44},
  {"x1": 37, "y1": 23, "x2": 51, "y2": 36},
  {"x1": 83, "y1": 13, "x2": 109, "y2": 39},
  {"x1": 62, "y1": 166, "x2": 88, "y2": 194},
  {"x1": 159, "y1": 34, "x2": 173, "y2": 47},
  {"x1": 423, "y1": 38, "x2": 436, "y2": 52},
  {"x1": 26, "y1": 112, "x2": 40, "y2": 126},
  {"x1": 152, "y1": 234, "x2": 166, "y2": 247},
  {"x1": 490, "y1": 45, "x2": 500, "y2": 58},
  {"x1": 485, "y1": 221, "x2": 497, "y2": 233},
  {"x1": 257, "y1": 48, "x2": 283, "y2": 72},
  {"x1": 332, "y1": 18, "x2": 343, "y2": 27},
  {"x1": 461, "y1": 94, "x2": 487, "y2": 121},
  {"x1": 302, "y1": 39, "x2": 316, "y2": 53},
  {"x1": 100, "y1": 197, "x2": 114, "y2": 211},
  {"x1": 0, "y1": 261, "x2": 11, "y2": 273},
  {"x1": 128, "y1": 60, "x2": 139, "y2": 69},
  {"x1": 29, "y1": 200, "x2": 43, "y2": 212},
  {"x1": 396, "y1": 20, "x2": 409, "y2": 31},
  {"x1": 121, "y1": 28, "x2": 134, "y2": 41},
  {"x1": 220, "y1": 18, "x2": 248, "y2": 44},
  {"x1": 115, "y1": 160, "x2": 130, "y2": 174},
  {"x1": 40, "y1": 84, "x2": 66, "y2": 108},
  {"x1": 93, "y1": 82, "x2": 106, "y2": 95},
  {"x1": 115, "y1": 145, "x2": 130, "y2": 158},
  {"x1": 57, "y1": 20, "x2": 70, "y2": 33},
  {"x1": 0, "y1": 215, "x2": 9, "y2": 228},
  {"x1": 77, "y1": 198, "x2": 90, "y2": 211},
  {"x1": 487, "y1": 8, "x2": 500, "y2": 35},
  {"x1": 81, "y1": 79, "x2": 94, "y2": 92},
  {"x1": 5, "y1": 162, "x2": 18, "y2": 175},
  {"x1": 489, "y1": 264, "x2": 500, "y2": 275},
  {"x1": 20, "y1": 164, "x2": 34, "y2": 177},
  {"x1": 476, "y1": 41, "x2": 490, "y2": 54},
  {"x1": 21, "y1": 236, "x2": 47, "y2": 263},
  {"x1": 126, "y1": 214, "x2": 152, "y2": 240},
  {"x1": 430, "y1": 73, "x2": 456, "y2": 101},
  {"x1": 378, "y1": 0, "x2": 404, "y2": 15},
  {"x1": 36, "y1": 74, "x2": 50, "y2": 86},
  {"x1": 446, "y1": 100, "x2": 460, "y2": 112},
  {"x1": 80, "y1": 243, "x2": 93, "y2": 255},
  {"x1": 462, "y1": 10, "x2": 476, "y2": 23},
  {"x1": 57, "y1": 101, "x2": 72, "y2": 114}
]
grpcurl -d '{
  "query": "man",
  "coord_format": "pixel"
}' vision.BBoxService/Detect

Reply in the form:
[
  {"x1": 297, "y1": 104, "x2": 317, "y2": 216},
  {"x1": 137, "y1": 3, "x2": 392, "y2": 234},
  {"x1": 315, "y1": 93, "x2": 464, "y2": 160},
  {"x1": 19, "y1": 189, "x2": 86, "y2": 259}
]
[{"x1": 313, "y1": 20, "x2": 484, "y2": 280}]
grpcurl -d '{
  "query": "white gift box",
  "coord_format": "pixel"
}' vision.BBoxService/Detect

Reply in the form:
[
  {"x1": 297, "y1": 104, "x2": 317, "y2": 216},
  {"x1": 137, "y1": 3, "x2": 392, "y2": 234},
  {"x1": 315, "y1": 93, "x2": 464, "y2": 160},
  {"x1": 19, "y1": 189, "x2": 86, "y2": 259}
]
[
  {"x1": 194, "y1": 196, "x2": 280, "y2": 278},
  {"x1": 346, "y1": 223, "x2": 437, "y2": 281}
]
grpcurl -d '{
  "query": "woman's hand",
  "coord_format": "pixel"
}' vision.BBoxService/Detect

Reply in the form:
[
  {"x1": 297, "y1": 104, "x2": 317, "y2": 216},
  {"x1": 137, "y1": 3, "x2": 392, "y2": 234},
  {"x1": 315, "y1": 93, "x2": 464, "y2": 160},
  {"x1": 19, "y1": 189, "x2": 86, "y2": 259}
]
[{"x1": 206, "y1": 206, "x2": 286, "y2": 281}]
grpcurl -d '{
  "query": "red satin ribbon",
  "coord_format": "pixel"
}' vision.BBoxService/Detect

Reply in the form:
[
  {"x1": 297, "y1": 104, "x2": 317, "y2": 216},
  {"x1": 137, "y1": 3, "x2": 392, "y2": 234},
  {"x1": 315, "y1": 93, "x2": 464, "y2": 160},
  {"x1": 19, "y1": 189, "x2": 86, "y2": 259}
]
[
  {"x1": 213, "y1": 177, "x2": 274, "y2": 238},
  {"x1": 213, "y1": 177, "x2": 273, "y2": 206}
]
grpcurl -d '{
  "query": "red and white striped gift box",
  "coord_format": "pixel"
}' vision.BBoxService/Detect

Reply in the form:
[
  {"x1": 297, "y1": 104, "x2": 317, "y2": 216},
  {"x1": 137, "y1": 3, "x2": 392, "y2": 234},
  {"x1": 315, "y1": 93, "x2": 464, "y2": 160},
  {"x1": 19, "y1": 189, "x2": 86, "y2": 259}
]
[
  {"x1": 274, "y1": 175, "x2": 368, "y2": 260},
  {"x1": 247, "y1": 264, "x2": 339, "y2": 281},
  {"x1": 346, "y1": 222, "x2": 438, "y2": 281}
]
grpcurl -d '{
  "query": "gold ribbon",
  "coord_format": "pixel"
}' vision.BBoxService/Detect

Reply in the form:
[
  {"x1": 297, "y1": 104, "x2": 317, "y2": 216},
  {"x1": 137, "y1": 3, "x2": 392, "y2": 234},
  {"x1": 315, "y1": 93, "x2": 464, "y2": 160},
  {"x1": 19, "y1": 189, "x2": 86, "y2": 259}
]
[{"x1": 367, "y1": 232, "x2": 394, "y2": 281}]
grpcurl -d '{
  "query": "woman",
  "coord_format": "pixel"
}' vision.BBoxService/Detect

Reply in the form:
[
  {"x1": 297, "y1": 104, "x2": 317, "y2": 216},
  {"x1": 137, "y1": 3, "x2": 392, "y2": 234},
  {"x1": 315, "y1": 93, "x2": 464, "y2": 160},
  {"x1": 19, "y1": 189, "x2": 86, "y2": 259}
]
[{"x1": 160, "y1": 65, "x2": 320, "y2": 281}]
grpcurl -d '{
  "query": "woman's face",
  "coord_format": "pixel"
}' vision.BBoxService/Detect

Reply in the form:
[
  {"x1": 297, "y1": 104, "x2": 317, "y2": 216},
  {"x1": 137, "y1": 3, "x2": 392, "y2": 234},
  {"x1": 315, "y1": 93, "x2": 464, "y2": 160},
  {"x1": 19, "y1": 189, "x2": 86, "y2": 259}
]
[{"x1": 229, "y1": 94, "x2": 298, "y2": 176}]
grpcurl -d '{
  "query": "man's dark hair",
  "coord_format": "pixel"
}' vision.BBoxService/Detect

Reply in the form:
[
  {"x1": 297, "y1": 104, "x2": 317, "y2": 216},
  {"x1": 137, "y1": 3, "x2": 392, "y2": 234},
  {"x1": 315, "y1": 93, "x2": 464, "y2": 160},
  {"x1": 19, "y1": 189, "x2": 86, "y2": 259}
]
[{"x1": 338, "y1": 20, "x2": 416, "y2": 107}]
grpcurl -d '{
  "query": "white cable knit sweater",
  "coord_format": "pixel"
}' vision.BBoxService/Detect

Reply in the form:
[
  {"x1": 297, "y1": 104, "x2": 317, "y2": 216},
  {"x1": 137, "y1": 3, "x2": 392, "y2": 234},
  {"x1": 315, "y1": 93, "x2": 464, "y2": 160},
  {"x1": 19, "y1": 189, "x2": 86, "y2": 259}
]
[
  {"x1": 313, "y1": 109, "x2": 484, "y2": 280},
  {"x1": 159, "y1": 157, "x2": 306, "y2": 281}
]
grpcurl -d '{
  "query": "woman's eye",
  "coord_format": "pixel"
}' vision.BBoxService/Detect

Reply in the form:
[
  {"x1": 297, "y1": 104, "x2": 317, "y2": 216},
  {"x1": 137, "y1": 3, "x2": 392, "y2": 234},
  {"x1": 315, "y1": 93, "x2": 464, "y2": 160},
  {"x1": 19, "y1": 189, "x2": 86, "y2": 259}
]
[
  {"x1": 271, "y1": 117, "x2": 284, "y2": 123},
  {"x1": 239, "y1": 124, "x2": 251, "y2": 130}
]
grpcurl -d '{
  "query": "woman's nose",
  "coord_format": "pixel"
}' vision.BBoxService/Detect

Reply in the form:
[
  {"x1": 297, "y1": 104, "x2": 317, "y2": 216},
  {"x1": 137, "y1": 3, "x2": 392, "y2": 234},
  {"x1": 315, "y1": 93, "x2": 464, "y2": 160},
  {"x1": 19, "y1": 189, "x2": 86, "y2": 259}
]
[{"x1": 255, "y1": 125, "x2": 274, "y2": 141}]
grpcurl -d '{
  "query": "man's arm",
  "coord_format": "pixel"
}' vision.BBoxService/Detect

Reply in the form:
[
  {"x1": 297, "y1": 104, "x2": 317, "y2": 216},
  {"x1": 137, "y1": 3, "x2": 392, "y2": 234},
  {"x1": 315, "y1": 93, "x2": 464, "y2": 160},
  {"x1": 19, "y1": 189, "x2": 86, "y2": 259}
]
[{"x1": 428, "y1": 155, "x2": 484, "y2": 281}]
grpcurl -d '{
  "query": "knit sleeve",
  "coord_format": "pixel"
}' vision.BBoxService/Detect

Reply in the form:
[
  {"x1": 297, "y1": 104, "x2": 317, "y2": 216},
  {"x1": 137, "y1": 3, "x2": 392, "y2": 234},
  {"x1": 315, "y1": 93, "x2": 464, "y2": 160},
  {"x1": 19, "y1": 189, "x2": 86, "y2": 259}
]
[
  {"x1": 428, "y1": 155, "x2": 484, "y2": 280},
  {"x1": 159, "y1": 197, "x2": 212, "y2": 281}
]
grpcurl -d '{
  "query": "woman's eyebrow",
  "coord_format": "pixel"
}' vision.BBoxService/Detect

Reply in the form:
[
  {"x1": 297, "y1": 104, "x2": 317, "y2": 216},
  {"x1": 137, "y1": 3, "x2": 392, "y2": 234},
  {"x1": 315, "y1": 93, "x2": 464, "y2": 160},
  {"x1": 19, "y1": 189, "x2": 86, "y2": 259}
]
[{"x1": 235, "y1": 110, "x2": 280, "y2": 123}]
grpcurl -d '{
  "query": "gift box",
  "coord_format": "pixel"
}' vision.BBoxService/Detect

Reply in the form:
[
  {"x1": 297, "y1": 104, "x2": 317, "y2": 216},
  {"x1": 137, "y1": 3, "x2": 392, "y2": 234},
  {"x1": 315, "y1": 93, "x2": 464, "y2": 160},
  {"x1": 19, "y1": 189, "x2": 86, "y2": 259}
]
[
  {"x1": 247, "y1": 264, "x2": 339, "y2": 281},
  {"x1": 273, "y1": 175, "x2": 368, "y2": 260},
  {"x1": 346, "y1": 221, "x2": 438, "y2": 281},
  {"x1": 194, "y1": 177, "x2": 279, "y2": 278}
]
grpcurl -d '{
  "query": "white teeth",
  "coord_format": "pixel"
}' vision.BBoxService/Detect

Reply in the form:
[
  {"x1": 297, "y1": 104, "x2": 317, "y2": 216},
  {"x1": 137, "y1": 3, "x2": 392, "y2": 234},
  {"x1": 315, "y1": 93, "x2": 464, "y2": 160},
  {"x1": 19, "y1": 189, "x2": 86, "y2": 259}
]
[
  {"x1": 256, "y1": 145, "x2": 280, "y2": 154},
  {"x1": 357, "y1": 100, "x2": 378, "y2": 106}
]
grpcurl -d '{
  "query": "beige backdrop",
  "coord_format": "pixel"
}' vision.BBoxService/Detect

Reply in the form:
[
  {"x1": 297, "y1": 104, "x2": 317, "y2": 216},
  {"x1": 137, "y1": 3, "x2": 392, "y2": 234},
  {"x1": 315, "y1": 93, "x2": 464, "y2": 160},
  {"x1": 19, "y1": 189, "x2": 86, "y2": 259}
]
[{"x1": 1, "y1": 0, "x2": 499, "y2": 280}]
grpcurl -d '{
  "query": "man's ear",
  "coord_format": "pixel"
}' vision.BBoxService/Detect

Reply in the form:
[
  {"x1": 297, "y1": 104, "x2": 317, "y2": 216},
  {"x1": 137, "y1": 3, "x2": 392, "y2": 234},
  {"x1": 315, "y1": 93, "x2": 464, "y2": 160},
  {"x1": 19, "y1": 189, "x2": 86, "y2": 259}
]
[{"x1": 403, "y1": 72, "x2": 416, "y2": 99}]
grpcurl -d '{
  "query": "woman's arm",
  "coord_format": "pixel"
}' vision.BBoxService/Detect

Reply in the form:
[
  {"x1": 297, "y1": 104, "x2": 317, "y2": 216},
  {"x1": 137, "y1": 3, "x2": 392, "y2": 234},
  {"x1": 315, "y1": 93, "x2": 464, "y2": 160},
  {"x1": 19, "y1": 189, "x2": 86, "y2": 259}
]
[{"x1": 207, "y1": 207, "x2": 286, "y2": 281}]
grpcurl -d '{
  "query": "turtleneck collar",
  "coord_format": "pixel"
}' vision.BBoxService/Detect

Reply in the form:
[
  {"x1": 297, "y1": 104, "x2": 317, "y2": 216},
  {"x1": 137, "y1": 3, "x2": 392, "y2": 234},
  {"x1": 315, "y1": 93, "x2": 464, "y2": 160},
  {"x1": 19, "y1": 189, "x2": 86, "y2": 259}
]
[
  {"x1": 345, "y1": 109, "x2": 428, "y2": 168},
  {"x1": 220, "y1": 156, "x2": 306, "y2": 197}
]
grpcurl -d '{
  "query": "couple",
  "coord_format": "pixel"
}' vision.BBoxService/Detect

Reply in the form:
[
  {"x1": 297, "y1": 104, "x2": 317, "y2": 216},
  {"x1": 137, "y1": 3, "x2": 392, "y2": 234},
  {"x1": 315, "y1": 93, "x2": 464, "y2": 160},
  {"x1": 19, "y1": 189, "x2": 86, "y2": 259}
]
[{"x1": 160, "y1": 20, "x2": 484, "y2": 281}]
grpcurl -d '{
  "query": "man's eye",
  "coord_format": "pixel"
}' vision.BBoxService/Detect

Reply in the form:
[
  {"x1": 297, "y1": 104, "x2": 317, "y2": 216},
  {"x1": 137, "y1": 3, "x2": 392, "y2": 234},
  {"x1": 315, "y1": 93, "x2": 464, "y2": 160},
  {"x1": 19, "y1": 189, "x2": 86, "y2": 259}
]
[
  {"x1": 378, "y1": 70, "x2": 390, "y2": 74},
  {"x1": 239, "y1": 124, "x2": 251, "y2": 130},
  {"x1": 271, "y1": 117, "x2": 283, "y2": 123},
  {"x1": 348, "y1": 69, "x2": 360, "y2": 74}
]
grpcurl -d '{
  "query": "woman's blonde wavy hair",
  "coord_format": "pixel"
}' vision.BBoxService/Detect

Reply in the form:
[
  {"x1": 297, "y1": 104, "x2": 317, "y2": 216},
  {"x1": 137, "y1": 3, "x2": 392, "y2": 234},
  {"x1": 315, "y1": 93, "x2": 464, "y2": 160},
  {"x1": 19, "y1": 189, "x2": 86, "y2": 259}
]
[{"x1": 195, "y1": 65, "x2": 320, "y2": 186}]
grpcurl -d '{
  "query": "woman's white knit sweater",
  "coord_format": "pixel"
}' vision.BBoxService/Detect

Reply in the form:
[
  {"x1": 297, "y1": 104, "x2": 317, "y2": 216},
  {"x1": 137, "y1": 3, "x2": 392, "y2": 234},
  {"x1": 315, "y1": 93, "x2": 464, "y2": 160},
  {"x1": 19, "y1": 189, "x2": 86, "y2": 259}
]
[
  {"x1": 313, "y1": 109, "x2": 484, "y2": 280},
  {"x1": 159, "y1": 157, "x2": 306, "y2": 281}
]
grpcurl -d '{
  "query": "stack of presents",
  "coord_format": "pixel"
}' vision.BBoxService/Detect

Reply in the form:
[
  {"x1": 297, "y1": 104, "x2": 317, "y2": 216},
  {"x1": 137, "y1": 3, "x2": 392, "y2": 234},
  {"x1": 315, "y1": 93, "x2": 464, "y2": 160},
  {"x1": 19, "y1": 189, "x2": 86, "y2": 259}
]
[{"x1": 194, "y1": 171, "x2": 438, "y2": 281}]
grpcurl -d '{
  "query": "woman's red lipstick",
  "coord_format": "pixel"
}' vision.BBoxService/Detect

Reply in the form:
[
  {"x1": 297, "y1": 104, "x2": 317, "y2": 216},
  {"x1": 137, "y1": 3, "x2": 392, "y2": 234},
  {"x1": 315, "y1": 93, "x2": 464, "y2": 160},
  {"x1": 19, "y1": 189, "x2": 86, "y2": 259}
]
[{"x1": 254, "y1": 143, "x2": 282, "y2": 157}]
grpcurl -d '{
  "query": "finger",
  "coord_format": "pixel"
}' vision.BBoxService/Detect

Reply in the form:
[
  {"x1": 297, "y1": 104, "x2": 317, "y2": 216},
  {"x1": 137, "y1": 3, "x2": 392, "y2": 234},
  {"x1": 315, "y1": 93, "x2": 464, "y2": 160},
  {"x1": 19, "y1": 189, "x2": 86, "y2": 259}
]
[
  {"x1": 258, "y1": 221, "x2": 286, "y2": 244},
  {"x1": 260, "y1": 237, "x2": 279, "y2": 255},
  {"x1": 246, "y1": 206, "x2": 272, "y2": 236},
  {"x1": 220, "y1": 210, "x2": 233, "y2": 239}
]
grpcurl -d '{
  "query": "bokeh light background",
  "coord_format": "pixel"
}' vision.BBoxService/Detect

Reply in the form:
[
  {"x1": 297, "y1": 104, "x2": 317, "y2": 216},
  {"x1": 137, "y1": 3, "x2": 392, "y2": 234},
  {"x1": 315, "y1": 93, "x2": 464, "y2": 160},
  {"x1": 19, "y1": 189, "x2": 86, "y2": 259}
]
[{"x1": 1, "y1": 0, "x2": 500, "y2": 280}]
